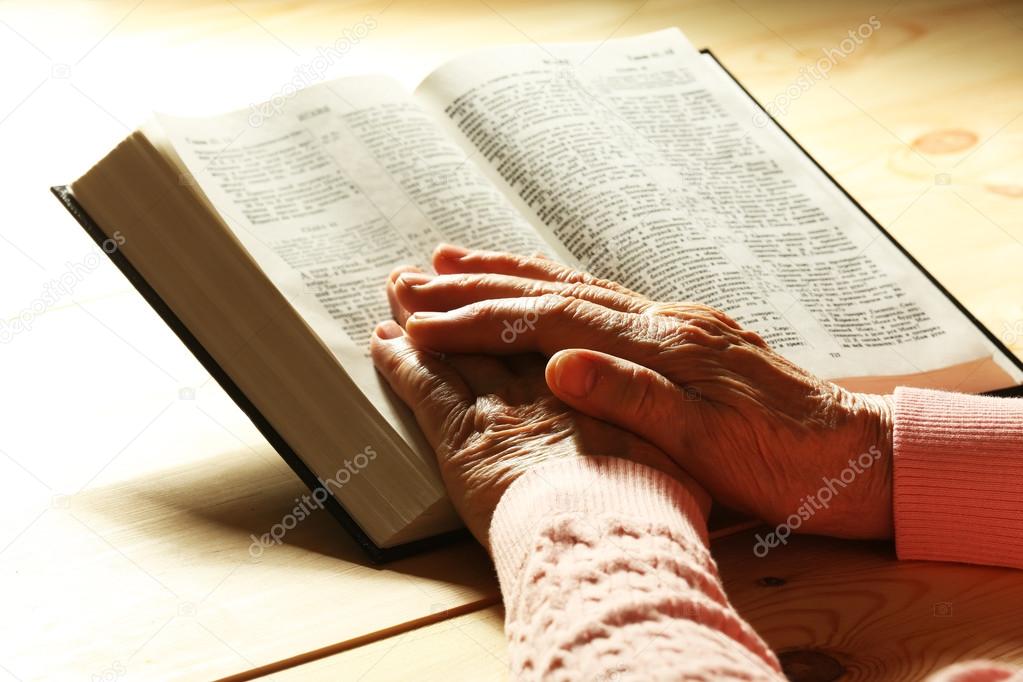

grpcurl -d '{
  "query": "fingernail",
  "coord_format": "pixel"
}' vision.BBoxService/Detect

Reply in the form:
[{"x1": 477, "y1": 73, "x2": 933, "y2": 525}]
[
  {"x1": 552, "y1": 353, "x2": 597, "y2": 398},
  {"x1": 397, "y1": 272, "x2": 433, "y2": 287},
  {"x1": 435, "y1": 243, "x2": 469, "y2": 259},
  {"x1": 389, "y1": 267, "x2": 418, "y2": 283},
  {"x1": 408, "y1": 311, "x2": 445, "y2": 322},
  {"x1": 374, "y1": 320, "x2": 404, "y2": 339}
]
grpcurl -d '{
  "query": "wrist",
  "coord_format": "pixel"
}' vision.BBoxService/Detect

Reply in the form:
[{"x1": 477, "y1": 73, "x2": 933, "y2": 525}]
[
  {"x1": 846, "y1": 391, "x2": 895, "y2": 538},
  {"x1": 488, "y1": 457, "x2": 709, "y2": 577},
  {"x1": 790, "y1": 385, "x2": 895, "y2": 539}
]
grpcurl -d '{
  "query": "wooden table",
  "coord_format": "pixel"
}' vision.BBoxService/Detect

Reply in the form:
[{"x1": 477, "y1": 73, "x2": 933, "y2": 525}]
[{"x1": 1, "y1": 0, "x2": 1020, "y2": 679}]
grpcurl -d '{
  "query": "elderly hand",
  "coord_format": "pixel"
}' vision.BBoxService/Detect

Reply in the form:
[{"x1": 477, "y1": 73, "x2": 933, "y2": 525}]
[
  {"x1": 371, "y1": 267, "x2": 709, "y2": 549},
  {"x1": 391, "y1": 245, "x2": 896, "y2": 540}
]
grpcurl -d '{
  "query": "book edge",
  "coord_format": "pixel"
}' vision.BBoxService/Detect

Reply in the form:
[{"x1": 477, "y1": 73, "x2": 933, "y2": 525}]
[
  {"x1": 699, "y1": 48, "x2": 1023, "y2": 397},
  {"x1": 50, "y1": 185, "x2": 471, "y2": 564}
]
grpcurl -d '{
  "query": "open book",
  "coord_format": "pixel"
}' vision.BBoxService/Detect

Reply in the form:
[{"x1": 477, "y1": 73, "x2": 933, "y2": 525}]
[{"x1": 56, "y1": 29, "x2": 1023, "y2": 559}]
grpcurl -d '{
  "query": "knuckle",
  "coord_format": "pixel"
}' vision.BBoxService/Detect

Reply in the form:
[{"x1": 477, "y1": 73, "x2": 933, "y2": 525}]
[
  {"x1": 505, "y1": 253, "x2": 534, "y2": 271},
  {"x1": 682, "y1": 315, "x2": 729, "y2": 338},
  {"x1": 698, "y1": 308, "x2": 742, "y2": 333},
  {"x1": 554, "y1": 266, "x2": 595, "y2": 285},
  {"x1": 589, "y1": 275, "x2": 623, "y2": 292},
  {"x1": 629, "y1": 371, "x2": 659, "y2": 418},
  {"x1": 388, "y1": 343, "x2": 415, "y2": 366},
  {"x1": 645, "y1": 313, "x2": 737, "y2": 354},
  {"x1": 464, "y1": 299, "x2": 492, "y2": 319},
  {"x1": 535, "y1": 293, "x2": 572, "y2": 315},
  {"x1": 741, "y1": 329, "x2": 769, "y2": 348},
  {"x1": 559, "y1": 281, "x2": 597, "y2": 301},
  {"x1": 644, "y1": 301, "x2": 740, "y2": 332},
  {"x1": 624, "y1": 366, "x2": 677, "y2": 423},
  {"x1": 634, "y1": 297, "x2": 660, "y2": 313},
  {"x1": 449, "y1": 272, "x2": 477, "y2": 288},
  {"x1": 440, "y1": 406, "x2": 474, "y2": 451},
  {"x1": 526, "y1": 278, "x2": 553, "y2": 297},
  {"x1": 392, "y1": 347, "x2": 424, "y2": 378},
  {"x1": 646, "y1": 314, "x2": 690, "y2": 345}
]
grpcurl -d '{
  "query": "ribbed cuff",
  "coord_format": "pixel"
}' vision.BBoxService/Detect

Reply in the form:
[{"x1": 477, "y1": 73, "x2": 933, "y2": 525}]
[
  {"x1": 893, "y1": 386, "x2": 1023, "y2": 569},
  {"x1": 489, "y1": 456, "x2": 708, "y2": 594}
]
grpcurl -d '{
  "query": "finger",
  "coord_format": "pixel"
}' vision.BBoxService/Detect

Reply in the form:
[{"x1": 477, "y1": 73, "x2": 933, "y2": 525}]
[
  {"x1": 432, "y1": 244, "x2": 646, "y2": 298},
  {"x1": 398, "y1": 268, "x2": 755, "y2": 345},
  {"x1": 394, "y1": 271, "x2": 649, "y2": 315},
  {"x1": 545, "y1": 348, "x2": 699, "y2": 460},
  {"x1": 404, "y1": 294, "x2": 732, "y2": 364},
  {"x1": 503, "y1": 353, "x2": 550, "y2": 394},
  {"x1": 370, "y1": 321, "x2": 472, "y2": 451},
  {"x1": 444, "y1": 354, "x2": 515, "y2": 396},
  {"x1": 386, "y1": 265, "x2": 424, "y2": 327},
  {"x1": 645, "y1": 301, "x2": 749, "y2": 336},
  {"x1": 503, "y1": 352, "x2": 546, "y2": 376}
]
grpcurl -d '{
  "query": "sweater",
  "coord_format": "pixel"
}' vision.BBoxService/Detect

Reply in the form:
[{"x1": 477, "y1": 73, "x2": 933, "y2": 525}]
[{"x1": 489, "y1": 387, "x2": 1023, "y2": 681}]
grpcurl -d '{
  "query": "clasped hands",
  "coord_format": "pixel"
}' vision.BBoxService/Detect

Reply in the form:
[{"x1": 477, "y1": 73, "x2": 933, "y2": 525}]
[{"x1": 371, "y1": 244, "x2": 895, "y2": 548}]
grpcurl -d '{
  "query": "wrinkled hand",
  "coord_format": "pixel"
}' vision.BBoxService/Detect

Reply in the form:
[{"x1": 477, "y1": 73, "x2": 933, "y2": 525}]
[
  {"x1": 391, "y1": 245, "x2": 896, "y2": 540},
  {"x1": 371, "y1": 266, "x2": 709, "y2": 549}
]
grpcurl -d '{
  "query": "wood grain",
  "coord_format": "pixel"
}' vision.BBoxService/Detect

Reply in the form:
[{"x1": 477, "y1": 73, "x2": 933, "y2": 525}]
[
  {"x1": 276, "y1": 530, "x2": 1023, "y2": 681},
  {"x1": 715, "y1": 530, "x2": 1023, "y2": 681},
  {"x1": 261, "y1": 606, "x2": 508, "y2": 682}
]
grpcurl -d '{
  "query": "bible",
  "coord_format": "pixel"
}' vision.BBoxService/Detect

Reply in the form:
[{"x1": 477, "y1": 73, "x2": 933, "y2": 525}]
[{"x1": 54, "y1": 29, "x2": 1023, "y2": 560}]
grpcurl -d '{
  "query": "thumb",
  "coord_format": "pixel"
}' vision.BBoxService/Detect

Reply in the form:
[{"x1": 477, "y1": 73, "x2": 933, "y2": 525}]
[{"x1": 545, "y1": 348, "x2": 695, "y2": 460}]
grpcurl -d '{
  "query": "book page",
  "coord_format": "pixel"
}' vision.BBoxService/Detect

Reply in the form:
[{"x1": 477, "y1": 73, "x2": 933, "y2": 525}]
[
  {"x1": 415, "y1": 29, "x2": 1022, "y2": 389},
  {"x1": 156, "y1": 76, "x2": 553, "y2": 451}
]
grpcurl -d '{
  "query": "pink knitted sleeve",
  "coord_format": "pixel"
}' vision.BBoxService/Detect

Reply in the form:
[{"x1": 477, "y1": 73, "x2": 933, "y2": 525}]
[
  {"x1": 488, "y1": 388, "x2": 1023, "y2": 679},
  {"x1": 923, "y1": 662, "x2": 1022, "y2": 682},
  {"x1": 893, "y1": 386, "x2": 1023, "y2": 569},
  {"x1": 489, "y1": 456, "x2": 783, "y2": 681}
]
